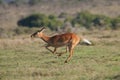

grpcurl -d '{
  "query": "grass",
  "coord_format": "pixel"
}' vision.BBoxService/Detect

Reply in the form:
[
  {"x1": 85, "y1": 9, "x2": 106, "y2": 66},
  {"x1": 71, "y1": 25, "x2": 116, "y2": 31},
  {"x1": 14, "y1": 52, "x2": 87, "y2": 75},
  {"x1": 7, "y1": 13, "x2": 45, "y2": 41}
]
[{"x1": 0, "y1": 30, "x2": 120, "y2": 80}]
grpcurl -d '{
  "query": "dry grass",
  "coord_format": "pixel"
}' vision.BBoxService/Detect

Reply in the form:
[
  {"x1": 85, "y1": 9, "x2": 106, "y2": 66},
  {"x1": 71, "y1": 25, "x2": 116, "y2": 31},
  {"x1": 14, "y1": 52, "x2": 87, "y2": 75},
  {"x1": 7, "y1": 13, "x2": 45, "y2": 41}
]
[
  {"x1": 0, "y1": 30, "x2": 120, "y2": 80},
  {"x1": 0, "y1": 38, "x2": 32, "y2": 49}
]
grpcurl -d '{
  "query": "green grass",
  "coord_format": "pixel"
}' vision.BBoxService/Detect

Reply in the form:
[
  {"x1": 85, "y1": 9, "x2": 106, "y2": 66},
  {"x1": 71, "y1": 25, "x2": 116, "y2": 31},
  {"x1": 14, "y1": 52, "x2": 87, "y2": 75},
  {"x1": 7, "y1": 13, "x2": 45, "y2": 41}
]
[{"x1": 0, "y1": 31, "x2": 120, "y2": 80}]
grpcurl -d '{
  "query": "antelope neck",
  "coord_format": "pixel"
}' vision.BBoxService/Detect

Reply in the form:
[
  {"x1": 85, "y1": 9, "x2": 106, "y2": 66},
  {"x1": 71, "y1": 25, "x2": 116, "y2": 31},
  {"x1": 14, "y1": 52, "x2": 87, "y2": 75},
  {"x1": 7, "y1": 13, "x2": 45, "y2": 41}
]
[{"x1": 40, "y1": 34, "x2": 50, "y2": 43}]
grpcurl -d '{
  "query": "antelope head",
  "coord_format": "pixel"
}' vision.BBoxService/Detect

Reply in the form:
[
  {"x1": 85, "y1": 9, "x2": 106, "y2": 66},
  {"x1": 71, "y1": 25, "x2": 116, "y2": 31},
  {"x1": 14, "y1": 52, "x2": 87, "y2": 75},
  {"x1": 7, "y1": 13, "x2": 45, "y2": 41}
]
[{"x1": 31, "y1": 27, "x2": 45, "y2": 38}]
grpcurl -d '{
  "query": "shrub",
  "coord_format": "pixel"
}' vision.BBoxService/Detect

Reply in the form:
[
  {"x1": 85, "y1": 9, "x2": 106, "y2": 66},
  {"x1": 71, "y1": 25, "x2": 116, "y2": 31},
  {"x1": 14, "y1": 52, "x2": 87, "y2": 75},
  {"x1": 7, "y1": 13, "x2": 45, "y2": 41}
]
[
  {"x1": 0, "y1": 0, "x2": 3, "y2": 4},
  {"x1": 17, "y1": 12, "x2": 120, "y2": 31},
  {"x1": 18, "y1": 14, "x2": 47, "y2": 27},
  {"x1": 111, "y1": 16, "x2": 120, "y2": 30},
  {"x1": 71, "y1": 11, "x2": 96, "y2": 29},
  {"x1": 92, "y1": 15, "x2": 112, "y2": 29},
  {"x1": 48, "y1": 14, "x2": 56, "y2": 20},
  {"x1": 58, "y1": 12, "x2": 68, "y2": 18},
  {"x1": 71, "y1": 11, "x2": 113, "y2": 29},
  {"x1": 28, "y1": 0, "x2": 41, "y2": 6},
  {"x1": 17, "y1": 13, "x2": 63, "y2": 30}
]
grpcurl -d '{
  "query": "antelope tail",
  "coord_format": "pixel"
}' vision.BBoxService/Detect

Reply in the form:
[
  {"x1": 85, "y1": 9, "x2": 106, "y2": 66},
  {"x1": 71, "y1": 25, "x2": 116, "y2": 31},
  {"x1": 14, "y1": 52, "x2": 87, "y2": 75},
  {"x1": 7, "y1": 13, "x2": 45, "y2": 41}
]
[{"x1": 81, "y1": 38, "x2": 92, "y2": 45}]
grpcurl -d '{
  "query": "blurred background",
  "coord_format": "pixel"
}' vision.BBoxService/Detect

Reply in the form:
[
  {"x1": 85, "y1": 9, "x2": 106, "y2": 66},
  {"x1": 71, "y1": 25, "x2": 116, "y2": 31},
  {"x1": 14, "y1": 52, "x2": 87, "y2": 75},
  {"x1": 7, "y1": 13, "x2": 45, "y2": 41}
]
[{"x1": 0, "y1": 0, "x2": 120, "y2": 38}]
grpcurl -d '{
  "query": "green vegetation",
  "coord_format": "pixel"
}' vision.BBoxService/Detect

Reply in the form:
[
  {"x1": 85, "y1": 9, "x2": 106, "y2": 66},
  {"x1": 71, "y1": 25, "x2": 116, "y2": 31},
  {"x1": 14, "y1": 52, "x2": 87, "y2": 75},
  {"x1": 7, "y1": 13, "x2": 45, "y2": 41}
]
[
  {"x1": 71, "y1": 11, "x2": 119, "y2": 30},
  {"x1": 1, "y1": 11, "x2": 120, "y2": 38},
  {"x1": 58, "y1": 12, "x2": 68, "y2": 18},
  {"x1": 111, "y1": 16, "x2": 120, "y2": 30},
  {"x1": 28, "y1": 0, "x2": 41, "y2": 5},
  {"x1": 0, "y1": 0, "x2": 3, "y2": 4},
  {"x1": 0, "y1": 30, "x2": 120, "y2": 80},
  {"x1": 17, "y1": 11, "x2": 120, "y2": 31},
  {"x1": 17, "y1": 14, "x2": 63, "y2": 30}
]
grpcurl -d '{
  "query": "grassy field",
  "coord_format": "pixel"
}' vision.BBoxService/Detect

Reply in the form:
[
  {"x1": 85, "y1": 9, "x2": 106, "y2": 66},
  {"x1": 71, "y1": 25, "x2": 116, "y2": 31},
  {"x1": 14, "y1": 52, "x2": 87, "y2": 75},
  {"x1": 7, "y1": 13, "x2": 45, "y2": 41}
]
[{"x1": 0, "y1": 30, "x2": 120, "y2": 80}]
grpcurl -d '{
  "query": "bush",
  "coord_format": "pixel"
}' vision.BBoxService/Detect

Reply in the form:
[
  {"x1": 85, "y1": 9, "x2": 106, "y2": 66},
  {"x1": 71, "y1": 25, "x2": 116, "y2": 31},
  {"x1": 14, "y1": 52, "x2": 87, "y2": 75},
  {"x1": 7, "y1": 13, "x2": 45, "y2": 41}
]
[
  {"x1": 18, "y1": 14, "x2": 47, "y2": 27},
  {"x1": 58, "y1": 12, "x2": 68, "y2": 18},
  {"x1": 92, "y1": 15, "x2": 112, "y2": 29},
  {"x1": 28, "y1": 0, "x2": 41, "y2": 6},
  {"x1": 0, "y1": 0, "x2": 3, "y2": 4},
  {"x1": 17, "y1": 13, "x2": 63, "y2": 30},
  {"x1": 17, "y1": 12, "x2": 120, "y2": 31},
  {"x1": 71, "y1": 11, "x2": 113, "y2": 29},
  {"x1": 71, "y1": 11, "x2": 96, "y2": 29},
  {"x1": 111, "y1": 16, "x2": 120, "y2": 30},
  {"x1": 48, "y1": 15, "x2": 56, "y2": 20}
]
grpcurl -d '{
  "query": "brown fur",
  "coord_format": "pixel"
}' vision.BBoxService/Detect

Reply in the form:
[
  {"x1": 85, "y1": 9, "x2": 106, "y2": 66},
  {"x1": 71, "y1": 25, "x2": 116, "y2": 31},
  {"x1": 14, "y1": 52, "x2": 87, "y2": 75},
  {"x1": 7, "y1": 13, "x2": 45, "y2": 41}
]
[{"x1": 31, "y1": 27, "x2": 80, "y2": 63}]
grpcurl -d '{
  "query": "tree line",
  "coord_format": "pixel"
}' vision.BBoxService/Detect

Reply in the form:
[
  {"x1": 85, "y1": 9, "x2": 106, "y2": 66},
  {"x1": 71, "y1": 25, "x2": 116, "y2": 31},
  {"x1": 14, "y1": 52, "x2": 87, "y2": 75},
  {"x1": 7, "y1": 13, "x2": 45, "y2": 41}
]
[
  {"x1": 0, "y1": 0, "x2": 42, "y2": 6},
  {"x1": 18, "y1": 11, "x2": 120, "y2": 30}
]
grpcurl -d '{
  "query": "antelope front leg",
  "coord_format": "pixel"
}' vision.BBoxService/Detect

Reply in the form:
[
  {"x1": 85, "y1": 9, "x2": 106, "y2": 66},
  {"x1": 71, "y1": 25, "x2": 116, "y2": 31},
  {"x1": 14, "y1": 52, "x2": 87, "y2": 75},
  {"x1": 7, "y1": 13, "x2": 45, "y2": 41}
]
[
  {"x1": 65, "y1": 46, "x2": 68, "y2": 53},
  {"x1": 45, "y1": 46, "x2": 57, "y2": 54},
  {"x1": 53, "y1": 47, "x2": 57, "y2": 54}
]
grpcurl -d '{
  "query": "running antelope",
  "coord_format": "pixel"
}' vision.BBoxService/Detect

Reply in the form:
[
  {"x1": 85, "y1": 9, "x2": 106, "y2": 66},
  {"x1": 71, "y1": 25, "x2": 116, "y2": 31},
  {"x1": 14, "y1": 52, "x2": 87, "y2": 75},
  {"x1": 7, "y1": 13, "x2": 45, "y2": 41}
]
[{"x1": 31, "y1": 27, "x2": 92, "y2": 63}]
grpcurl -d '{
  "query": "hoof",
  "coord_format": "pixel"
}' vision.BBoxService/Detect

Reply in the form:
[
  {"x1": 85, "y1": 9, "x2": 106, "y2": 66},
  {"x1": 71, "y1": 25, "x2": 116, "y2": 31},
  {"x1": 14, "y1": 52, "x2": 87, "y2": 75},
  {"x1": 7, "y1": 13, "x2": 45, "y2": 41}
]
[
  {"x1": 57, "y1": 54, "x2": 61, "y2": 56},
  {"x1": 64, "y1": 61, "x2": 68, "y2": 63}
]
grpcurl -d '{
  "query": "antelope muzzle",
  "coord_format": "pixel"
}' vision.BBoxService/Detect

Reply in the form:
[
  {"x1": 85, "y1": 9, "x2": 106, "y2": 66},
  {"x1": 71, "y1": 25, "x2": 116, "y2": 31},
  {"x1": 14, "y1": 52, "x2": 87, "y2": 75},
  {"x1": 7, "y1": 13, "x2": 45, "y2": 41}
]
[{"x1": 30, "y1": 32, "x2": 37, "y2": 40}]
